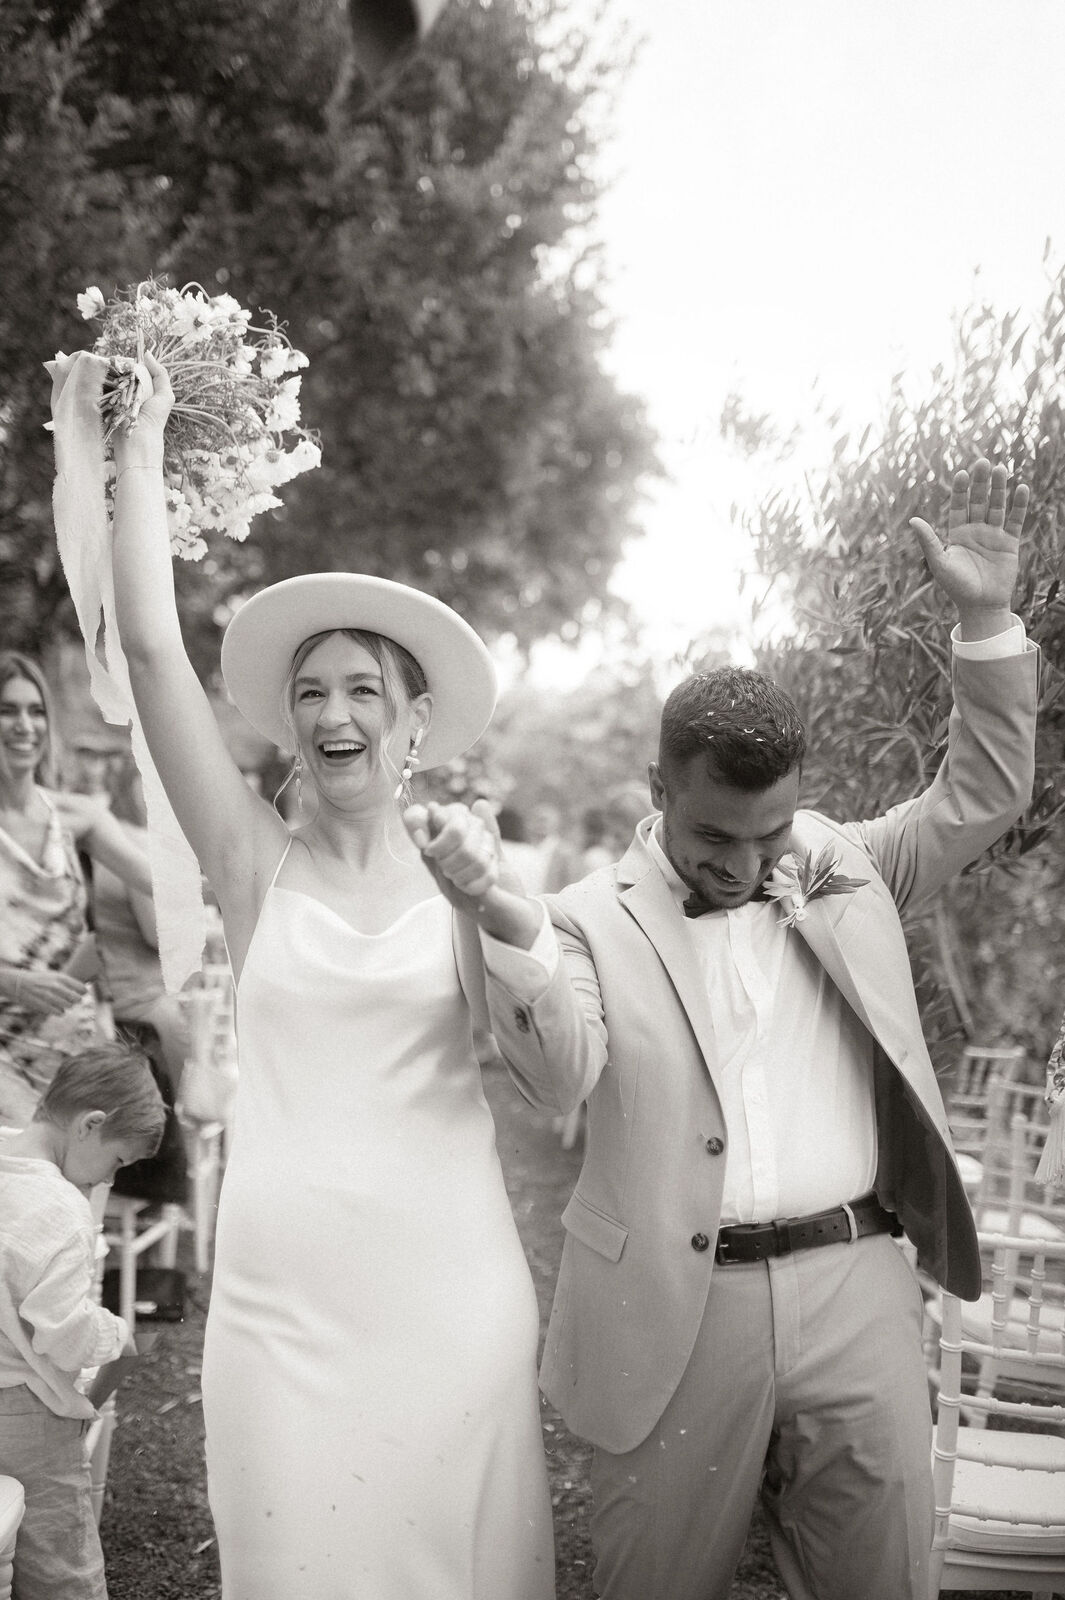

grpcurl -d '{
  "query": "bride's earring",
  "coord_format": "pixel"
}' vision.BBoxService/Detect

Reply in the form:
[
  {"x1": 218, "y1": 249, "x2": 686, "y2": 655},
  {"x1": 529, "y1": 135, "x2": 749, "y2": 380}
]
[
  {"x1": 294, "y1": 752, "x2": 303, "y2": 810},
  {"x1": 393, "y1": 728, "x2": 424, "y2": 802}
]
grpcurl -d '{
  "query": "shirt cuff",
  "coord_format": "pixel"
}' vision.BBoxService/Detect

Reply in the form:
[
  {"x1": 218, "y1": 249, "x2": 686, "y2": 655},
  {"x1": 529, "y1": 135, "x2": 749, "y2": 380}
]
[
  {"x1": 951, "y1": 617, "x2": 1029, "y2": 659},
  {"x1": 480, "y1": 902, "x2": 559, "y2": 1000}
]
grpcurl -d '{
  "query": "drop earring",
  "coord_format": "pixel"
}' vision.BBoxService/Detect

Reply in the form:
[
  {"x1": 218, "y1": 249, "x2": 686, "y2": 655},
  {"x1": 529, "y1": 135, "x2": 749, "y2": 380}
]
[
  {"x1": 294, "y1": 751, "x2": 303, "y2": 810},
  {"x1": 393, "y1": 728, "x2": 424, "y2": 802}
]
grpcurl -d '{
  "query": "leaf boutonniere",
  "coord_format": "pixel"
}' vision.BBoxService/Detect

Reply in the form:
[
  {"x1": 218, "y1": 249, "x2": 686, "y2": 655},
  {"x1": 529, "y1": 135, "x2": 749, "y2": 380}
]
[{"x1": 762, "y1": 845, "x2": 868, "y2": 930}]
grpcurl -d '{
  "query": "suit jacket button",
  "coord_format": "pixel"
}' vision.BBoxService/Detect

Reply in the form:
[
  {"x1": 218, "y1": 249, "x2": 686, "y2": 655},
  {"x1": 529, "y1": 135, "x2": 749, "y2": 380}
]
[
  {"x1": 691, "y1": 1233, "x2": 710, "y2": 1252},
  {"x1": 705, "y1": 1136, "x2": 725, "y2": 1155},
  {"x1": 514, "y1": 1007, "x2": 530, "y2": 1034}
]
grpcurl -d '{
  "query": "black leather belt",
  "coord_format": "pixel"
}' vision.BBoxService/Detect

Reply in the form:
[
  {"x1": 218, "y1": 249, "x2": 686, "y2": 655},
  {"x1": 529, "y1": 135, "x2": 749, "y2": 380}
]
[{"x1": 714, "y1": 1193, "x2": 900, "y2": 1265}]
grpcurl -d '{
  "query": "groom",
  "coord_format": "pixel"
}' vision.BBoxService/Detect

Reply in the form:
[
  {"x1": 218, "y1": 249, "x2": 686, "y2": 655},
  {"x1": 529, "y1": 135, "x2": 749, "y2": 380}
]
[{"x1": 414, "y1": 458, "x2": 1038, "y2": 1599}]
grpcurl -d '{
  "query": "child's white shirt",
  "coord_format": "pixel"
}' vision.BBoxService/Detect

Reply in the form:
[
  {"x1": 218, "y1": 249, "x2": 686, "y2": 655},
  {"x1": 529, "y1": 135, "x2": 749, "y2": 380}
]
[{"x1": 0, "y1": 1143, "x2": 128, "y2": 1418}]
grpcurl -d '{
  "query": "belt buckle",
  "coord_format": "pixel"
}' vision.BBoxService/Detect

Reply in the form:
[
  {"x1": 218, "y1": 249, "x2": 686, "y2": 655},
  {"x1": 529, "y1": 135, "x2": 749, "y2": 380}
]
[
  {"x1": 714, "y1": 1231, "x2": 737, "y2": 1265},
  {"x1": 840, "y1": 1201, "x2": 859, "y2": 1244}
]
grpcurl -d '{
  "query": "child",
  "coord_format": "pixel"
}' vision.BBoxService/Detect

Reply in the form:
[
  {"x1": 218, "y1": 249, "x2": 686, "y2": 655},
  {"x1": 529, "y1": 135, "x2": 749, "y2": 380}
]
[{"x1": 0, "y1": 1040, "x2": 166, "y2": 1598}]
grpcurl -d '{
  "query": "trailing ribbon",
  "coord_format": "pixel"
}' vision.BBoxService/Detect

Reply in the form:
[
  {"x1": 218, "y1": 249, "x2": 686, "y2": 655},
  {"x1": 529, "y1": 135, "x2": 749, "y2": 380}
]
[
  {"x1": 45, "y1": 349, "x2": 206, "y2": 993},
  {"x1": 1035, "y1": 1005, "x2": 1065, "y2": 1188}
]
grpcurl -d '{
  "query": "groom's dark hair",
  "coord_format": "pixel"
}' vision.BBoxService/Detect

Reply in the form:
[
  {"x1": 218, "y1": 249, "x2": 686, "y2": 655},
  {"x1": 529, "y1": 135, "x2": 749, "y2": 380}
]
[{"x1": 659, "y1": 666, "x2": 806, "y2": 792}]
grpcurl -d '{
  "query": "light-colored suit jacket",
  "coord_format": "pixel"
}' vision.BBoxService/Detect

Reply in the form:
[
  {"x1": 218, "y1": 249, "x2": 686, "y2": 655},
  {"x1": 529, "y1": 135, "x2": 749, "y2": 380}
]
[{"x1": 485, "y1": 647, "x2": 1037, "y2": 1454}]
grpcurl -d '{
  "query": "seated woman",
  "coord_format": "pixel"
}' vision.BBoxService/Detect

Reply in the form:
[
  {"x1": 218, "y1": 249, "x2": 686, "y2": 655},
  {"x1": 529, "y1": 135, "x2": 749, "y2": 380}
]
[{"x1": 0, "y1": 652, "x2": 152, "y2": 1125}]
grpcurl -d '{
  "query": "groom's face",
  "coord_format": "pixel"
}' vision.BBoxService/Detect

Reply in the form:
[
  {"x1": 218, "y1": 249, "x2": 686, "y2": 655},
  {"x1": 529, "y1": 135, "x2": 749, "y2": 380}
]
[{"x1": 650, "y1": 756, "x2": 799, "y2": 911}]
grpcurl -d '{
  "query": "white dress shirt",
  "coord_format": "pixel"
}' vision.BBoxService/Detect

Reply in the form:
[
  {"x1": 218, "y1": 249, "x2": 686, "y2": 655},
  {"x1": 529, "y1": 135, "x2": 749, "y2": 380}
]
[
  {"x1": 484, "y1": 621, "x2": 1030, "y2": 1225},
  {"x1": 0, "y1": 1144, "x2": 128, "y2": 1418},
  {"x1": 643, "y1": 825, "x2": 877, "y2": 1222}
]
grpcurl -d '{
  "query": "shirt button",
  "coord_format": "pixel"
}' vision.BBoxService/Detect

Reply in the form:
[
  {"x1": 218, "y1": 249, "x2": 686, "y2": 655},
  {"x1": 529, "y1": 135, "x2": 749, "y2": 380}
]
[
  {"x1": 691, "y1": 1233, "x2": 710, "y2": 1253},
  {"x1": 705, "y1": 1136, "x2": 724, "y2": 1155}
]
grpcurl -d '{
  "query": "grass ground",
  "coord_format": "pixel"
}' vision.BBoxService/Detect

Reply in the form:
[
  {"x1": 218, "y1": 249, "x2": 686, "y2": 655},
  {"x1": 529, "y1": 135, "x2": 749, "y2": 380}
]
[{"x1": 100, "y1": 1065, "x2": 1036, "y2": 1598}]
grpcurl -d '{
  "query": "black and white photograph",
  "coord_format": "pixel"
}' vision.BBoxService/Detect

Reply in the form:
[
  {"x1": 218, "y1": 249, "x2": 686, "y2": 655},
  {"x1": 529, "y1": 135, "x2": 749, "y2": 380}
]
[{"x1": 1, "y1": 1, "x2": 1064, "y2": 1596}]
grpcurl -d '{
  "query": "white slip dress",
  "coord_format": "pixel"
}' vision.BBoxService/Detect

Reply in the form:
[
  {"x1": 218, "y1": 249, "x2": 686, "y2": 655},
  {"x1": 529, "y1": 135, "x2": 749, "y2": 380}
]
[{"x1": 201, "y1": 848, "x2": 554, "y2": 1599}]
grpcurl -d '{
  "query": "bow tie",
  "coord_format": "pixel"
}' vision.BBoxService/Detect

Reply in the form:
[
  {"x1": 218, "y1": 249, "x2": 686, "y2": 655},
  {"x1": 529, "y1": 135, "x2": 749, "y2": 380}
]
[{"x1": 683, "y1": 882, "x2": 771, "y2": 918}]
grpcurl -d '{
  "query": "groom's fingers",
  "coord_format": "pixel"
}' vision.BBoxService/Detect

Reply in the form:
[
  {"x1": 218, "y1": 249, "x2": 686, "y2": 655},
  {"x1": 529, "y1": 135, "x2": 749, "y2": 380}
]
[
  {"x1": 985, "y1": 464, "x2": 1009, "y2": 527},
  {"x1": 472, "y1": 798, "x2": 502, "y2": 850},
  {"x1": 1004, "y1": 481, "x2": 1030, "y2": 540},
  {"x1": 966, "y1": 457, "x2": 992, "y2": 525},
  {"x1": 909, "y1": 517, "x2": 947, "y2": 579},
  {"x1": 946, "y1": 468, "x2": 971, "y2": 532}
]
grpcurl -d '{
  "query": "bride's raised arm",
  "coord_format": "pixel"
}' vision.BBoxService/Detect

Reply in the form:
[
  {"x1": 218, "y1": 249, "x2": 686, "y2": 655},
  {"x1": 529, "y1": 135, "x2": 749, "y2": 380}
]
[{"x1": 110, "y1": 354, "x2": 285, "y2": 913}]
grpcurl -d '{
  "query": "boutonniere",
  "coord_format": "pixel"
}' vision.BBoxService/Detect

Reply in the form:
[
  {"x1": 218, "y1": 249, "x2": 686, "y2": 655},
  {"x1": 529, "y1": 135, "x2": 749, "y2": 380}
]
[{"x1": 762, "y1": 845, "x2": 868, "y2": 930}]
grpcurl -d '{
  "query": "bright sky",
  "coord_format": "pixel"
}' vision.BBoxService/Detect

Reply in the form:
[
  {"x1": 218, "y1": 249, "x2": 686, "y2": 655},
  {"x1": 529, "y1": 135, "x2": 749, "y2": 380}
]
[{"x1": 530, "y1": 0, "x2": 1065, "y2": 679}]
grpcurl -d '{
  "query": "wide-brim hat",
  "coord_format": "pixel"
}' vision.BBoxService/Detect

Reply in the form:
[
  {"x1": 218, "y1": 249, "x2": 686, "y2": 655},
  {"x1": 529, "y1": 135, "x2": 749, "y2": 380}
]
[{"x1": 220, "y1": 573, "x2": 497, "y2": 768}]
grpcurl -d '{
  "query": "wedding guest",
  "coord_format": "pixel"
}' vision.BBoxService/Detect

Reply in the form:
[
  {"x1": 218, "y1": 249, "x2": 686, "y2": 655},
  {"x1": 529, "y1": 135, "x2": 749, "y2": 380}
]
[
  {"x1": 66, "y1": 729, "x2": 123, "y2": 801},
  {"x1": 0, "y1": 1041, "x2": 165, "y2": 1599},
  {"x1": 105, "y1": 354, "x2": 553, "y2": 1600},
  {"x1": 412, "y1": 459, "x2": 1038, "y2": 1600},
  {"x1": 0, "y1": 654, "x2": 152, "y2": 1124}
]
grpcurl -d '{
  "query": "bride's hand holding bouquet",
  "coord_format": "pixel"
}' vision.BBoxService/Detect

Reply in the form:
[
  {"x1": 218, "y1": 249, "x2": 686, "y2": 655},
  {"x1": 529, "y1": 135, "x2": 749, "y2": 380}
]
[
  {"x1": 46, "y1": 278, "x2": 322, "y2": 991},
  {"x1": 52, "y1": 278, "x2": 320, "y2": 560}
]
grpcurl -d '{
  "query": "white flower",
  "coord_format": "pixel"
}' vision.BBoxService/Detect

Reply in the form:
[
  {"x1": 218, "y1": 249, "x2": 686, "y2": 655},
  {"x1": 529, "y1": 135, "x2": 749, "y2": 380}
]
[
  {"x1": 170, "y1": 526, "x2": 208, "y2": 561},
  {"x1": 77, "y1": 287, "x2": 106, "y2": 320},
  {"x1": 245, "y1": 491, "x2": 283, "y2": 517},
  {"x1": 259, "y1": 344, "x2": 289, "y2": 381},
  {"x1": 265, "y1": 378, "x2": 301, "y2": 432},
  {"x1": 209, "y1": 293, "x2": 248, "y2": 326},
  {"x1": 272, "y1": 438, "x2": 321, "y2": 484},
  {"x1": 244, "y1": 449, "x2": 287, "y2": 493},
  {"x1": 170, "y1": 293, "x2": 216, "y2": 344}
]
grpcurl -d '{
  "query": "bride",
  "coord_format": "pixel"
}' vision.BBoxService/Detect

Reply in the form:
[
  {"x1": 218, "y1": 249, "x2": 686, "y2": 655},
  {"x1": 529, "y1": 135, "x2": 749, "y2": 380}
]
[{"x1": 108, "y1": 355, "x2": 554, "y2": 1599}]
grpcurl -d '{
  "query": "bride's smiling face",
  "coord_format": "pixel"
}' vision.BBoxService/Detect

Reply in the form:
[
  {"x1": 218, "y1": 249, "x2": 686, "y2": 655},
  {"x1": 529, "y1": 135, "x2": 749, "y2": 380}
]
[{"x1": 290, "y1": 633, "x2": 428, "y2": 804}]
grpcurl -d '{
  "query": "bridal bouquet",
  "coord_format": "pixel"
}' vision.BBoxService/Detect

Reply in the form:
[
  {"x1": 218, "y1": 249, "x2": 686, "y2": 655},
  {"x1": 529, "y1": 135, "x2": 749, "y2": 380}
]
[
  {"x1": 45, "y1": 277, "x2": 321, "y2": 994},
  {"x1": 73, "y1": 278, "x2": 321, "y2": 559}
]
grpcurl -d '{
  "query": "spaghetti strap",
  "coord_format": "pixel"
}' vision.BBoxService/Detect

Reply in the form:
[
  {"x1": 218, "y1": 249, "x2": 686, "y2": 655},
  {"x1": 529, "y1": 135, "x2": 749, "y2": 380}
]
[{"x1": 266, "y1": 837, "x2": 294, "y2": 892}]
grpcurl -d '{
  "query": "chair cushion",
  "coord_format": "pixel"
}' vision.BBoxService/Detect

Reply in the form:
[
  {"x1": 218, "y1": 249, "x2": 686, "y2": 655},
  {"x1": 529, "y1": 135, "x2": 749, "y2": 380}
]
[{"x1": 950, "y1": 1441, "x2": 1065, "y2": 1554}]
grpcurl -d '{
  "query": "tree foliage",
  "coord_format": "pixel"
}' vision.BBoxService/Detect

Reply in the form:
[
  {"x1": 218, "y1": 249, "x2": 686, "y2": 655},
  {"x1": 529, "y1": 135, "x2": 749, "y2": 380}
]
[
  {"x1": 1, "y1": 0, "x2": 657, "y2": 673},
  {"x1": 721, "y1": 275, "x2": 1065, "y2": 1068}
]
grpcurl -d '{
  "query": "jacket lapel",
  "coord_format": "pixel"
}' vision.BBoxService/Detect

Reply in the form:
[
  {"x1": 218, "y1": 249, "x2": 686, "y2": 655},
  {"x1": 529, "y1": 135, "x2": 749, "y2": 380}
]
[
  {"x1": 783, "y1": 820, "x2": 924, "y2": 1088},
  {"x1": 615, "y1": 829, "x2": 720, "y2": 1081}
]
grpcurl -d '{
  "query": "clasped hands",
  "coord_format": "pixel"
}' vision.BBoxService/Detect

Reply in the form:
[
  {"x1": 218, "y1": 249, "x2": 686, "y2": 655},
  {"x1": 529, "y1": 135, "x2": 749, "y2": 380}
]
[
  {"x1": 403, "y1": 800, "x2": 541, "y2": 948},
  {"x1": 403, "y1": 799, "x2": 504, "y2": 905}
]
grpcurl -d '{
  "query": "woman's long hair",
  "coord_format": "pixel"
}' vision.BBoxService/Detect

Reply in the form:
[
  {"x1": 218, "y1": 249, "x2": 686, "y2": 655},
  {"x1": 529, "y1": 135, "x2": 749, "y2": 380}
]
[{"x1": 0, "y1": 652, "x2": 59, "y2": 788}]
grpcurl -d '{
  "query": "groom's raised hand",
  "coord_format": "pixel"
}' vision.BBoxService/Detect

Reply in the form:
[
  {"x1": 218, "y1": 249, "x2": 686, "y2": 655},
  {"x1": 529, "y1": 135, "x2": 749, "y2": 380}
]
[{"x1": 909, "y1": 458, "x2": 1029, "y2": 641}]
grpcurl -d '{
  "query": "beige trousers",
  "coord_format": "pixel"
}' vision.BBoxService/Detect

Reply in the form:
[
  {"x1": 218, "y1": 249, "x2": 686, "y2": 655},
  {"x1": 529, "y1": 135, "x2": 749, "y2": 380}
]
[{"x1": 590, "y1": 1233, "x2": 932, "y2": 1600}]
